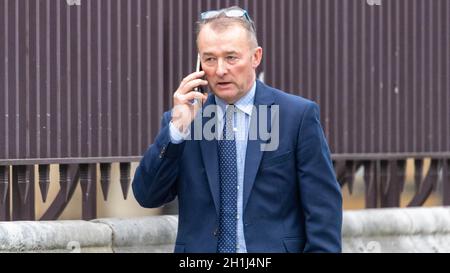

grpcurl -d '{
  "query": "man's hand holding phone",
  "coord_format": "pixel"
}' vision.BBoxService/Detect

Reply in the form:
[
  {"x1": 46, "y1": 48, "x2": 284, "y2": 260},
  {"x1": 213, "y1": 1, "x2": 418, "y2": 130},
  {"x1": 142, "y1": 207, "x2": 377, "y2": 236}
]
[{"x1": 171, "y1": 71, "x2": 208, "y2": 133}]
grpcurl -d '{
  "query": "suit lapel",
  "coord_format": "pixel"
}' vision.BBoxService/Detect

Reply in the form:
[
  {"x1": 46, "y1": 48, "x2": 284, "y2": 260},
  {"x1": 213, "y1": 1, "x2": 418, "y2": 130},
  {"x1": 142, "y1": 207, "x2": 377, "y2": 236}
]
[
  {"x1": 243, "y1": 81, "x2": 275, "y2": 211},
  {"x1": 199, "y1": 95, "x2": 220, "y2": 216}
]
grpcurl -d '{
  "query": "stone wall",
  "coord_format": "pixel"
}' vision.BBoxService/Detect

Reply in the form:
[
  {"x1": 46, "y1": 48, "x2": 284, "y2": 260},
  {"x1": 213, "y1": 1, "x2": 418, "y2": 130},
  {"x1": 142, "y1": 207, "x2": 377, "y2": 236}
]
[
  {"x1": 343, "y1": 206, "x2": 450, "y2": 253},
  {"x1": 0, "y1": 216, "x2": 177, "y2": 253},
  {"x1": 1, "y1": 207, "x2": 450, "y2": 252}
]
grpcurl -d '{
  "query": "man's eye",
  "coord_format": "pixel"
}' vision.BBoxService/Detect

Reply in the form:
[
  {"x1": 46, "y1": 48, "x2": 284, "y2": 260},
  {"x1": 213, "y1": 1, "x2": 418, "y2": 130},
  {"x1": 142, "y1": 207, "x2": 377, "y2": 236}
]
[{"x1": 226, "y1": 56, "x2": 237, "y2": 61}]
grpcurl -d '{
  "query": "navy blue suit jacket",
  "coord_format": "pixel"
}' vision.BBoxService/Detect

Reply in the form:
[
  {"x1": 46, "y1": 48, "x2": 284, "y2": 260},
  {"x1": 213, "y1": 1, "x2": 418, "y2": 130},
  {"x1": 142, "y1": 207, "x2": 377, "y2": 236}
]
[{"x1": 132, "y1": 80, "x2": 342, "y2": 253}]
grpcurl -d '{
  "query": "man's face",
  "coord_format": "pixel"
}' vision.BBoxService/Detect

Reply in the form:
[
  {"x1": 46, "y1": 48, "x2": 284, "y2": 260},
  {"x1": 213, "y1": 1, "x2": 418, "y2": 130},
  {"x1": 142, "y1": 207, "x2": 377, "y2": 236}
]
[{"x1": 197, "y1": 24, "x2": 262, "y2": 104}]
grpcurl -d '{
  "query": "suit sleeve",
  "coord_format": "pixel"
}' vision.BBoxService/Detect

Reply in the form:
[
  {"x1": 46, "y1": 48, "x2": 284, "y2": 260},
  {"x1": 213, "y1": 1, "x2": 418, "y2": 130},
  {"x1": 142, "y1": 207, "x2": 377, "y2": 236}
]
[
  {"x1": 296, "y1": 102, "x2": 343, "y2": 252},
  {"x1": 132, "y1": 111, "x2": 185, "y2": 208}
]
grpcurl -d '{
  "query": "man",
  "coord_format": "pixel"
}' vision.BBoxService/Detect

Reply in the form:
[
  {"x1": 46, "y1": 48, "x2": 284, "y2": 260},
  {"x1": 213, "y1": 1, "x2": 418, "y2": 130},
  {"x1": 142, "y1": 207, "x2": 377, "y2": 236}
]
[{"x1": 132, "y1": 6, "x2": 342, "y2": 253}]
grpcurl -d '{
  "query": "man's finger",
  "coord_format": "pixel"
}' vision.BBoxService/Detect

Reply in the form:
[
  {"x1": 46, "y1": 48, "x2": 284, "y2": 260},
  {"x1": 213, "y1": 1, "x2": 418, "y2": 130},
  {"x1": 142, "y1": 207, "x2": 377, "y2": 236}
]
[
  {"x1": 182, "y1": 90, "x2": 206, "y2": 102},
  {"x1": 179, "y1": 79, "x2": 208, "y2": 95},
  {"x1": 179, "y1": 71, "x2": 205, "y2": 89}
]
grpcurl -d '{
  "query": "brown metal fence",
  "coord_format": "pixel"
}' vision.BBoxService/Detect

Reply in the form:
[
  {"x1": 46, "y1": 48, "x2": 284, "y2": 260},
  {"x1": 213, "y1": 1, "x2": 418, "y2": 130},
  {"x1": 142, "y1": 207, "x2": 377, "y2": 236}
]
[{"x1": 0, "y1": 0, "x2": 449, "y2": 220}]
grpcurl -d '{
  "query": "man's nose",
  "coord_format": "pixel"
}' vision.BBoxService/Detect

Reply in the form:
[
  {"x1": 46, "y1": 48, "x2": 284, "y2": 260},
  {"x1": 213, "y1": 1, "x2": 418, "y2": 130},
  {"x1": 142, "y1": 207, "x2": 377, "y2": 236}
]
[{"x1": 215, "y1": 59, "x2": 227, "y2": 77}]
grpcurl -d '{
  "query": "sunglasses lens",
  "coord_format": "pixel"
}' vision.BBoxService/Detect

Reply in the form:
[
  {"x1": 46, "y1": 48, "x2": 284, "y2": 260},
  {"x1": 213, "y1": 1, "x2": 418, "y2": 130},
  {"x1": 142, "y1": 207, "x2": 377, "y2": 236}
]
[
  {"x1": 201, "y1": 10, "x2": 220, "y2": 19},
  {"x1": 225, "y1": 9, "x2": 245, "y2": 18}
]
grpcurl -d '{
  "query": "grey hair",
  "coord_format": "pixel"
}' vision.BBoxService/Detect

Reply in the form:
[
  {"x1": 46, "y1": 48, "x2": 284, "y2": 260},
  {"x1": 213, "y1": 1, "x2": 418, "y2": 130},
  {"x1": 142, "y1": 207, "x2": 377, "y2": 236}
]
[{"x1": 195, "y1": 11, "x2": 259, "y2": 49}]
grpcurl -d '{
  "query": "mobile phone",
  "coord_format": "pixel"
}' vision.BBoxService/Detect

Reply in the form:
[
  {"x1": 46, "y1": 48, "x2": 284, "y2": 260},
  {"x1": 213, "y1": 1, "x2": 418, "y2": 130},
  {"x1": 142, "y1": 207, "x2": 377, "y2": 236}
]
[
  {"x1": 194, "y1": 54, "x2": 204, "y2": 106},
  {"x1": 194, "y1": 54, "x2": 204, "y2": 93}
]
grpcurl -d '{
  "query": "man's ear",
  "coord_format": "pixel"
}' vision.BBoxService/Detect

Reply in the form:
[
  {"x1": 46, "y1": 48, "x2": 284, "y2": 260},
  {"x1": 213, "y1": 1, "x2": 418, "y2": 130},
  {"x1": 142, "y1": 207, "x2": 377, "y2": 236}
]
[{"x1": 252, "y1": 47, "x2": 263, "y2": 69}]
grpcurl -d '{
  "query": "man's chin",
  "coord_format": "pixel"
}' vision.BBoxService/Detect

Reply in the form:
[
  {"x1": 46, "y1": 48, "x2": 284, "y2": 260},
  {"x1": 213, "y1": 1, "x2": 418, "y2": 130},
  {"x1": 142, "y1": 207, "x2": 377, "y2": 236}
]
[
  {"x1": 212, "y1": 87, "x2": 234, "y2": 96},
  {"x1": 213, "y1": 91, "x2": 237, "y2": 104}
]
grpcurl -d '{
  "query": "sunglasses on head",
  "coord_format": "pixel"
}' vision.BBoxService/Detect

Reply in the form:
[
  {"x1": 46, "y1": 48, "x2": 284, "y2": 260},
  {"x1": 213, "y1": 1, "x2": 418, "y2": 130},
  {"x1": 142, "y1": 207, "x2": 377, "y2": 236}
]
[{"x1": 200, "y1": 7, "x2": 251, "y2": 21}]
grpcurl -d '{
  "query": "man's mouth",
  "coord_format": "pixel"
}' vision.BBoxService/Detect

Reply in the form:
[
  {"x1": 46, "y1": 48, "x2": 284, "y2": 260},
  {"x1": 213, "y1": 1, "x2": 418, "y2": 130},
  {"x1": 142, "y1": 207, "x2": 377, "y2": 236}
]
[{"x1": 217, "y1": 82, "x2": 232, "y2": 87}]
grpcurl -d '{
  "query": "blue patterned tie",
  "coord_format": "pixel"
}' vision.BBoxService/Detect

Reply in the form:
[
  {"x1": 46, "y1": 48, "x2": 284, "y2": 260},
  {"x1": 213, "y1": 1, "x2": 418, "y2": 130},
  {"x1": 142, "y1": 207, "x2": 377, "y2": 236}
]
[{"x1": 217, "y1": 105, "x2": 238, "y2": 253}]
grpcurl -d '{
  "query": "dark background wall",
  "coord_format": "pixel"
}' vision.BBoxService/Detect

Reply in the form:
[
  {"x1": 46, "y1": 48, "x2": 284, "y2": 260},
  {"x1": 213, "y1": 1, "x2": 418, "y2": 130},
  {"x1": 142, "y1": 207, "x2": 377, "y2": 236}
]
[{"x1": 1, "y1": 0, "x2": 449, "y2": 163}]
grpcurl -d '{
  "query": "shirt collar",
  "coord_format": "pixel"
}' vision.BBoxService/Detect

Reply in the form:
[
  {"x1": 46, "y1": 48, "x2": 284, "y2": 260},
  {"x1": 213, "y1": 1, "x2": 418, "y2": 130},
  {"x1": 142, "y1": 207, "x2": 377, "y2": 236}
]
[{"x1": 214, "y1": 81, "x2": 256, "y2": 116}]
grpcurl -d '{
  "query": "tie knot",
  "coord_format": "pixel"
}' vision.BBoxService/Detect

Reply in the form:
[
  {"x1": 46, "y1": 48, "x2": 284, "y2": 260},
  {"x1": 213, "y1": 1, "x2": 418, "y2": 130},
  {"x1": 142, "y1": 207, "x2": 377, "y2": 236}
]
[{"x1": 225, "y1": 104, "x2": 235, "y2": 115}]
